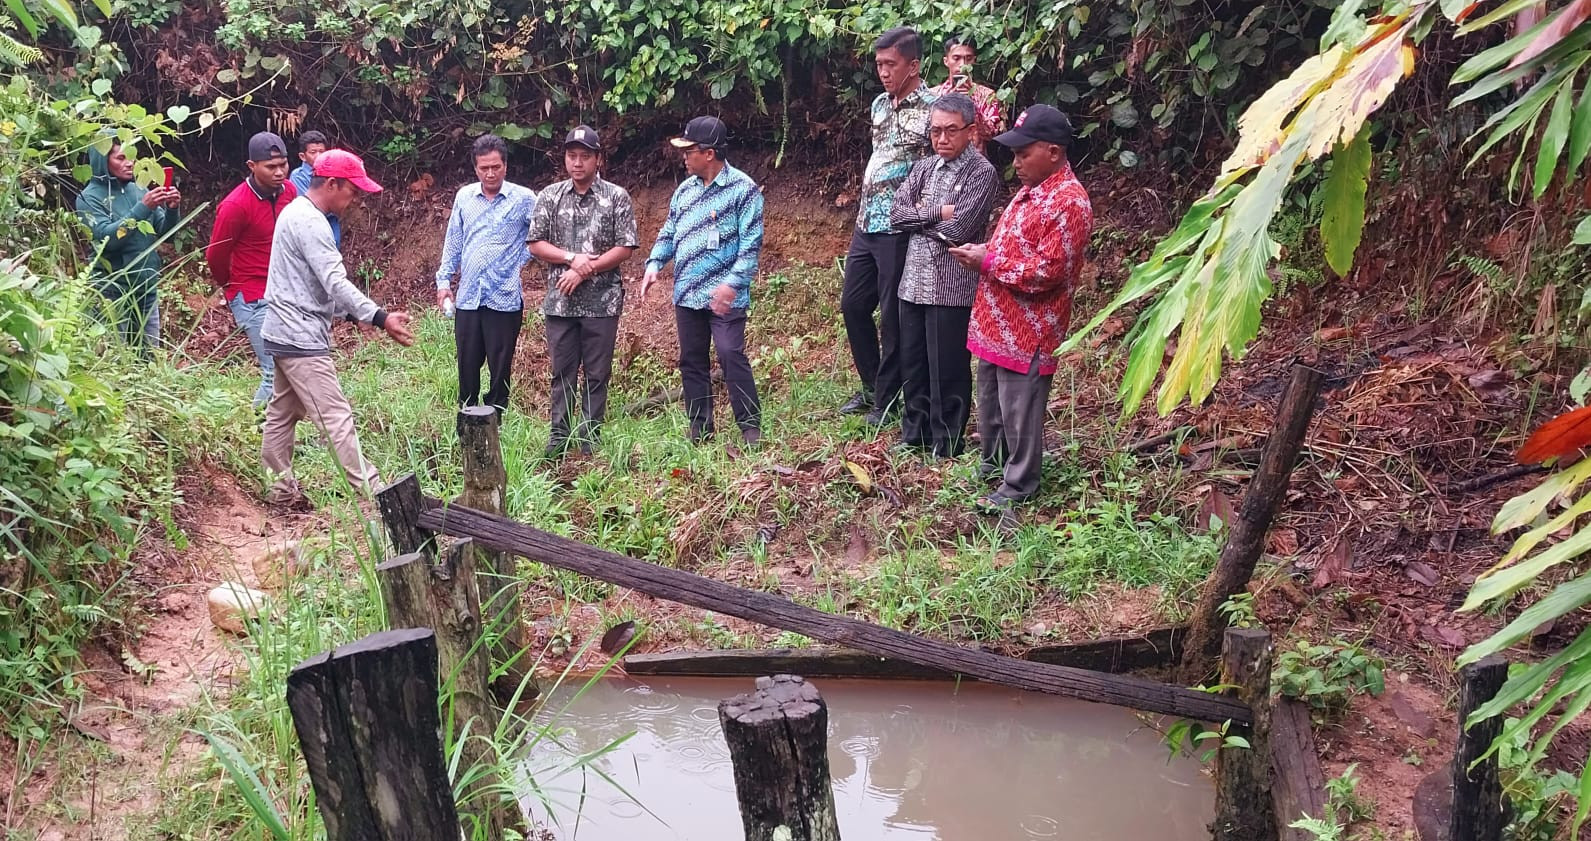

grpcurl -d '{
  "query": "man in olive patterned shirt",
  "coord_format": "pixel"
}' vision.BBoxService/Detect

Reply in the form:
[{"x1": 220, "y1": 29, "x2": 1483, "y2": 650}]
[{"x1": 527, "y1": 126, "x2": 639, "y2": 458}]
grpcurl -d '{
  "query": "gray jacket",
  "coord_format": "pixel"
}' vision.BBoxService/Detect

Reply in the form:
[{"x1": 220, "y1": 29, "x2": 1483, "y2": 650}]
[{"x1": 263, "y1": 196, "x2": 381, "y2": 353}]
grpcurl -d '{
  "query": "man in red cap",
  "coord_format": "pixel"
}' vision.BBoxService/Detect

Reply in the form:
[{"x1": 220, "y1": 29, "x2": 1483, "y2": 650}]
[
  {"x1": 259, "y1": 149, "x2": 414, "y2": 511},
  {"x1": 950, "y1": 105, "x2": 1093, "y2": 517},
  {"x1": 207, "y1": 131, "x2": 296, "y2": 409}
]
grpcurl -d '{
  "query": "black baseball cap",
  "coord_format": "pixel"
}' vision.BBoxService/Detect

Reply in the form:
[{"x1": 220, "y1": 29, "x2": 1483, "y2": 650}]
[
  {"x1": 565, "y1": 125, "x2": 602, "y2": 151},
  {"x1": 669, "y1": 116, "x2": 728, "y2": 150},
  {"x1": 247, "y1": 131, "x2": 289, "y2": 162},
  {"x1": 994, "y1": 105, "x2": 1074, "y2": 149}
]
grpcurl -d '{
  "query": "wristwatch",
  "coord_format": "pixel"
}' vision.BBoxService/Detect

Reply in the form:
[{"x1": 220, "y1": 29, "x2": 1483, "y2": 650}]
[{"x1": 563, "y1": 250, "x2": 576, "y2": 265}]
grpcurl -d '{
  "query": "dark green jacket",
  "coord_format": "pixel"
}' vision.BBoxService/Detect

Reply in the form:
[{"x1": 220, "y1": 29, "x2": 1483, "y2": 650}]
[{"x1": 75, "y1": 141, "x2": 176, "y2": 298}]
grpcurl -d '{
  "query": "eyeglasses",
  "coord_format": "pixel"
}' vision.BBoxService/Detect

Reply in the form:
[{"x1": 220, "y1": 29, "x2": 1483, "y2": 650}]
[
  {"x1": 930, "y1": 124, "x2": 970, "y2": 138},
  {"x1": 680, "y1": 145, "x2": 704, "y2": 156}
]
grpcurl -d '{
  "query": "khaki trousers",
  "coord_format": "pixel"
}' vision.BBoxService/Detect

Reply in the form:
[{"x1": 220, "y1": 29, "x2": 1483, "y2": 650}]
[{"x1": 261, "y1": 355, "x2": 381, "y2": 501}]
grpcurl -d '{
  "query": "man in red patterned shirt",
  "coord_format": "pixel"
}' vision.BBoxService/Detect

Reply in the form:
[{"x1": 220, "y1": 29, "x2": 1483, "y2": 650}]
[{"x1": 950, "y1": 105, "x2": 1093, "y2": 514}]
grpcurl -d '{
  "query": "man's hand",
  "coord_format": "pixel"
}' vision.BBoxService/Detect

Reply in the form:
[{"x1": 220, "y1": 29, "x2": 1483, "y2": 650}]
[
  {"x1": 435, "y1": 287, "x2": 453, "y2": 310},
  {"x1": 641, "y1": 266, "x2": 659, "y2": 299},
  {"x1": 570, "y1": 253, "x2": 596, "y2": 278},
  {"x1": 941, "y1": 204, "x2": 955, "y2": 222},
  {"x1": 709, "y1": 283, "x2": 735, "y2": 316},
  {"x1": 948, "y1": 242, "x2": 987, "y2": 271},
  {"x1": 557, "y1": 268, "x2": 585, "y2": 296},
  {"x1": 953, "y1": 75, "x2": 973, "y2": 93},
  {"x1": 164, "y1": 188, "x2": 182, "y2": 208},
  {"x1": 383, "y1": 311, "x2": 415, "y2": 346},
  {"x1": 140, "y1": 188, "x2": 168, "y2": 209}
]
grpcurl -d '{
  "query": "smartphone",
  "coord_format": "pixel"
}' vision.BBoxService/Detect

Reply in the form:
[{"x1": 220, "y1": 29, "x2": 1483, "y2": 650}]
[
  {"x1": 951, "y1": 73, "x2": 968, "y2": 87},
  {"x1": 162, "y1": 166, "x2": 175, "y2": 189}
]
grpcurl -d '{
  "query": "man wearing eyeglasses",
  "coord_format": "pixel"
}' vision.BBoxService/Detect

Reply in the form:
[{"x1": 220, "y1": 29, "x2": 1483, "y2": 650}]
[
  {"x1": 888, "y1": 92, "x2": 999, "y2": 460},
  {"x1": 839, "y1": 25, "x2": 937, "y2": 426},
  {"x1": 642, "y1": 116, "x2": 766, "y2": 447}
]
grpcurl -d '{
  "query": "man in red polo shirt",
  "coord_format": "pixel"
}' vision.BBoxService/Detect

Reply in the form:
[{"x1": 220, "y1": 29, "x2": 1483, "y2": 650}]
[
  {"x1": 950, "y1": 105, "x2": 1093, "y2": 516},
  {"x1": 207, "y1": 131, "x2": 297, "y2": 409}
]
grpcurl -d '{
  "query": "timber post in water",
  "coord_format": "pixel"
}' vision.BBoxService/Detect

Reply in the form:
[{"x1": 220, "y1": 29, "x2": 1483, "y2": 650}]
[
  {"x1": 375, "y1": 541, "x2": 523, "y2": 839},
  {"x1": 1181, "y1": 364, "x2": 1323, "y2": 682},
  {"x1": 719, "y1": 674, "x2": 842, "y2": 841},
  {"x1": 1212, "y1": 627, "x2": 1278, "y2": 841},
  {"x1": 1451, "y1": 655, "x2": 1508, "y2": 841},
  {"x1": 285, "y1": 628, "x2": 459, "y2": 840},
  {"x1": 456, "y1": 406, "x2": 534, "y2": 701}
]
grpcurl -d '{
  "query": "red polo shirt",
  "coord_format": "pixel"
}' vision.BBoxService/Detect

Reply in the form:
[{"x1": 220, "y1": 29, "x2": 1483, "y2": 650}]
[{"x1": 206, "y1": 178, "x2": 297, "y2": 302}]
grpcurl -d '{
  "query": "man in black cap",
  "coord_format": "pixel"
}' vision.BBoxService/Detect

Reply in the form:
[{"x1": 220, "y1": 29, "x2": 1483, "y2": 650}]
[
  {"x1": 642, "y1": 116, "x2": 766, "y2": 446},
  {"x1": 206, "y1": 131, "x2": 296, "y2": 408},
  {"x1": 950, "y1": 104, "x2": 1093, "y2": 516},
  {"x1": 527, "y1": 126, "x2": 639, "y2": 458}
]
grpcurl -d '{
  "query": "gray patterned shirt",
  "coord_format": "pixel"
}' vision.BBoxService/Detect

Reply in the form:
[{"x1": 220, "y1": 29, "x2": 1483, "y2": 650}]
[
  {"x1": 890, "y1": 148, "x2": 999, "y2": 307},
  {"x1": 527, "y1": 177, "x2": 639, "y2": 318}
]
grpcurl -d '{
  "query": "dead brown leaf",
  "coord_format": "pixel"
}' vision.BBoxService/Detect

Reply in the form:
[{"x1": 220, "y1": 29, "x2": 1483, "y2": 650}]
[
  {"x1": 1311, "y1": 536, "x2": 1353, "y2": 590},
  {"x1": 845, "y1": 526, "x2": 870, "y2": 567},
  {"x1": 1403, "y1": 561, "x2": 1439, "y2": 588}
]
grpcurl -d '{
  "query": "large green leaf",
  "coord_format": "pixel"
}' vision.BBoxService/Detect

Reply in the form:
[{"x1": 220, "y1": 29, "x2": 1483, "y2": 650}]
[
  {"x1": 1533, "y1": 81, "x2": 1575, "y2": 198},
  {"x1": 1321, "y1": 128, "x2": 1371, "y2": 275},
  {"x1": 4, "y1": 0, "x2": 40, "y2": 37},
  {"x1": 1568, "y1": 82, "x2": 1591, "y2": 176},
  {"x1": 1451, "y1": 10, "x2": 1555, "y2": 83},
  {"x1": 201, "y1": 730, "x2": 290, "y2": 840},
  {"x1": 1464, "y1": 522, "x2": 1591, "y2": 611},
  {"x1": 32, "y1": 0, "x2": 76, "y2": 29},
  {"x1": 1463, "y1": 569, "x2": 1591, "y2": 662},
  {"x1": 1493, "y1": 457, "x2": 1591, "y2": 531},
  {"x1": 1575, "y1": 214, "x2": 1591, "y2": 246}
]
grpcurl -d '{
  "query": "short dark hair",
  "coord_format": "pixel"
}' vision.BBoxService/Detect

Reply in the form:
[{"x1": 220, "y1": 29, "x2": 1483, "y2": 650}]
[
  {"x1": 308, "y1": 175, "x2": 333, "y2": 190},
  {"x1": 874, "y1": 26, "x2": 922, "y2": 62},
  {"x1": 299, "y1": 130, "x2": 329, "y2": 152},
  {"x1": 945, "y1": 34, "x2": 978, "y2": 55},
  {"x1": 932, "y1": 92, "x2": 977, "y2": 126},
  {"x1": 472, "y1": 133, "x2": 509, "y2": 163}
]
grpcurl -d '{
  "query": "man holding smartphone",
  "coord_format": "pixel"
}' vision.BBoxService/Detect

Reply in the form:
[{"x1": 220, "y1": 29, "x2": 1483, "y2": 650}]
[
  {"x1": 931, "y1": 35, "x2": 1005, "y2": 155},
  {"x1": 887, "y1": 92, "x2": 999, "y2": 459},
  {"x1": 207, "y1": 131, "x2": 296, "y2": 409}
]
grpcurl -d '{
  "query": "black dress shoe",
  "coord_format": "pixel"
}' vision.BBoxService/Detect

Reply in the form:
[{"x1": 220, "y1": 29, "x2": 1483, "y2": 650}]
[
  {"x1": 840, "y1": 390, "x2": 874, "y2": 415},
  {"x1": 864, "y1": 407, "x2": 892, "y2": 426}
]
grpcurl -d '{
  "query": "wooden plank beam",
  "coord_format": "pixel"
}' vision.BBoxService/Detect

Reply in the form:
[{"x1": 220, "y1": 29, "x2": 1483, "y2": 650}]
[
  {"x1": 415, "y1": 497, "x2": 1251, "y2": 724},
  {"x1": 1272, "y1": 698, "x2": 1328, "y2": 840}
]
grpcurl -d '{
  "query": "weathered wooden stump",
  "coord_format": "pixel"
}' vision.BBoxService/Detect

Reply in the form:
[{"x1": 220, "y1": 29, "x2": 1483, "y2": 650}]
[
  {"x1": 456, "y1": 406, "x2": 532, "y2": 701},
  {"x1": 1182, "y1": 364, "x2": 1322, "y2": 682},
  {"x1": 1451, "y1": 655, "x2": 1508, "y2": 841},
  {"x1": 719, "y1": 675, "x2": 841, "y2": 841},
  {"x1": 1212, "y1": 627, "x2": 1277, "y2": 841},
  {"x1": 286, "y1": 628, "x2": 458, "y2": 841}
]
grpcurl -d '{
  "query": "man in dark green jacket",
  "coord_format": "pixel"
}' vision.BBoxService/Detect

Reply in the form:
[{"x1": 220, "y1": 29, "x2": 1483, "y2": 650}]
[{"x1": 75, "y1": 136, "x2": 181, "y2": 356}]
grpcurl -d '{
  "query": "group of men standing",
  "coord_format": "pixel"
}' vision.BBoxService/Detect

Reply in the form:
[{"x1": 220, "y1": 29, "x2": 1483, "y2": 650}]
[
  {"x1": 78, "y1": 24, "x2": 1089, "y2": 517},
  {"x1": 842, "y1": 26, "x2": 1093, "y2": 513}
]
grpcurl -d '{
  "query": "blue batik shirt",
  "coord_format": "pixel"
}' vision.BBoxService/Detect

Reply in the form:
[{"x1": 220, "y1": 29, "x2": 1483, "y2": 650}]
[
  {"x1": 290, "y1": 162, "x2": 342, "y2": 246},
  {"x1": 434, "y1": 181, "x2": 537, "y2": 312},
  {"x1": 857, "y1": 83, "x2": 936, "y2": 234},
  {"x1": 646, "y1": 164, "x2": 764, "y2": 311}
]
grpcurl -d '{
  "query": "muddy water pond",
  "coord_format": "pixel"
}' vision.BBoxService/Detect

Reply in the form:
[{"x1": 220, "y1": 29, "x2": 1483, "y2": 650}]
[{"x1": 524, "y1": 676, "x2": 1213, "y2": 840}]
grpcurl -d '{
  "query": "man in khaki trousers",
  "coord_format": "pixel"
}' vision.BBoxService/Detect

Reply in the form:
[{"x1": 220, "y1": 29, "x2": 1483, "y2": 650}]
[{"x1": 259, "y1": 150, "x2": 414, "y2": 511}]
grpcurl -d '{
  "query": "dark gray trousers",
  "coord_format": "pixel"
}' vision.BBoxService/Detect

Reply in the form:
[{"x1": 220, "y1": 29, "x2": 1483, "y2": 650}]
[
  {"x1": 840, "y1": 230, "x2": 910, "y2": 411},
  {"x1": 676, "y1": 305, "x2": 760, "y2": 437},
  {"x1": 547, "y1": 314, "x2": 619, "y2": 446},
  {"x1": 976, "y1": 352, "x2": 1054, "y2": 501},
  {"x1": 899, "y1": 301, "x2": 972, "y2": 457}
]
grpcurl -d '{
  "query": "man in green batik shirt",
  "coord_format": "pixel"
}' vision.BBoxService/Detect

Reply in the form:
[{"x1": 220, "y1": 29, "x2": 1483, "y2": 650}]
[{"x1": 527, "y1": 125, "x2": 639, "y2": 459}]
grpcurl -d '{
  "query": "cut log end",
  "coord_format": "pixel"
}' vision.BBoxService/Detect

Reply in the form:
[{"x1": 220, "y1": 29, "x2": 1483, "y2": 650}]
[{"x1": 721, "y1": 675, "x2": 824, "y2": 725}]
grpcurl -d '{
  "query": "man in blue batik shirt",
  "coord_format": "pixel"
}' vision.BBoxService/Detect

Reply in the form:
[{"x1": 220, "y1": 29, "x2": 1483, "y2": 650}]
[
  {"x1": 434, "y1": 133, "x2": 537, "y2": 411},
  {"x1": 642, "y1": 116, "x2": 765, "y2": 447}
]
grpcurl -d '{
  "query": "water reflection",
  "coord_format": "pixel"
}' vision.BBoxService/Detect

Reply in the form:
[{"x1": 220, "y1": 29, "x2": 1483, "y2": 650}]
[{"x1": 523, "y1": 677, "x2": 1213, "y2": 840}]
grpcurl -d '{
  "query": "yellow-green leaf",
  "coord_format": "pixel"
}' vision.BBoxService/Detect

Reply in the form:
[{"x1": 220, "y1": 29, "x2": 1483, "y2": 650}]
[
  {"x1": 843, "y1": 461, "x2": 873, "y2": 495},
  {"x1": 1320, "y1": 127, "x2": 1371, "y2": 275},
  {"x1": 1567, "y1": 83, "x2": 1591, "y2": 181},
  {"x1": 1464, "y1": 524, "x2": 1591, "y2": 611},
  {"x1": 1533, "y1": 81, "x2": 1573, "y2": 198}
]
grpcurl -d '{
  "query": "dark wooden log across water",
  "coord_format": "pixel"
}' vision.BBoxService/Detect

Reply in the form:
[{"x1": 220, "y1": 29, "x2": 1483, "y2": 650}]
[
  {"x1": 285, "y1": 628, "x2": 459, "y2": 841},
  {"x1": 623, "y1": 626, "x2": 1187, "y2": 680},
  {"x1": 1451, "y1": 655, "x2": 1508, "y2": 841},
  {"x1": 1182, "y1": 364, "x2": 1323, "y2": 681},
  {"x1": 1271, "y1": 698, "x2": 1328, "y2": 840},
  {"x1": 720, "y1": 675, "x2": 841, "y2": 841},
  {"x1": 413, "y1": 495, "x2": 1251, "y2": 723},
  {"x1": 1212, "y1": 628, "x2": 1278, "y2": 841}
]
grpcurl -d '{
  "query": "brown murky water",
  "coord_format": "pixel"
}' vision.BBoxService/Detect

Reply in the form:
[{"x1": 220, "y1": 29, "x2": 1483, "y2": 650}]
[{"x1": 522, "y1": 676, "x2": 1214, "y2": 840}]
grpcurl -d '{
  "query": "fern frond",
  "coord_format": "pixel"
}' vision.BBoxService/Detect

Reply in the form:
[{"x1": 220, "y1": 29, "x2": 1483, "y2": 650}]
[{"x1": 0, "y1": 27, "x2": 44, "y2": 67}]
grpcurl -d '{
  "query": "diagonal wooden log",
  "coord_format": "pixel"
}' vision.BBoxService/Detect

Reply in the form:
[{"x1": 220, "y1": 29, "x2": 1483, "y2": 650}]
[{"x1": 413, "y1": 495, "x2": 1251, "y2": 723}]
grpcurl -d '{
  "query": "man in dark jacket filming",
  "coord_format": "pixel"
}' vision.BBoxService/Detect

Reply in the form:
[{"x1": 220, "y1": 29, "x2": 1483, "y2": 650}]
[{"x1": 76, "y1": 134, "x2": 181, "y2": 356}]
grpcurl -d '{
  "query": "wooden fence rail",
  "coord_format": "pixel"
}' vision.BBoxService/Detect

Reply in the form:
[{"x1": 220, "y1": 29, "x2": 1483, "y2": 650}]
[{"x1": 408, "y1": 491, "x2": 1251, "y2": 724}]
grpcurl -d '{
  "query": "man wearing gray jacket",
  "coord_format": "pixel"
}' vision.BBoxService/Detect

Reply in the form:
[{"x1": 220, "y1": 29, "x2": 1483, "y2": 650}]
[{"x1": 260, "y1": 149, "x2": 414, "y2": 511}]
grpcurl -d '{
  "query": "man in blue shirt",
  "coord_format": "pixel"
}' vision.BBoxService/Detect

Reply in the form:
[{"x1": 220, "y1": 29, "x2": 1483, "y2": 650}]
[
  {"x1": 642, "y1": 116, "x2": 765, "y2": 446},
  {"x1": 434, "y1": 134, "x2": 537, "y2": 411},
  {"x1": 290, "y1": 130, "x2": 341, "y2": 246}
]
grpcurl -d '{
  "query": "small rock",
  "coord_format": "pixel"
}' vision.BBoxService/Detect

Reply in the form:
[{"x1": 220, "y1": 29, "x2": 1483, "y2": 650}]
[
  {"x1": 1412, "y1": 769, "x2": 1452, "y2": 841},
  {"x1": 207, "y1": 583, "x2": 271, "y2": 634},
  {"x1": 1388, "y1": 692, "x2": 1437, "y2": 738},
  {"x1": 250, "y1": 540, "x2": 301, "y2": 590}
]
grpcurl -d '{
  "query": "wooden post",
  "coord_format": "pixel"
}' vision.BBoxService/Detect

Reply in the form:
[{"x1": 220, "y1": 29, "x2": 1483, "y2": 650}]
[
  {"x1": 456, "y1": 407, "x2": 531, "y2": 699},
  {"x1": 1181, "y1": 364, "x2": 1323, "y2": 682},
  {"x1": 1271, "y1": 699, "x2": 1329, "y2": 841},
  {"x1": 719, "y1": 675, "x2": 841, "y2": 841},
  {"x1": 1212, "y1": 627, "x2": 1277, "y2": 841},
  {"x1": 1451, "y1": 655, "x2": 1508, "y2": 841},
  {"x1": 286, "y1": 628, "x2": 459, "y2": 841},
  {"x1": 375, "y1": 473, "x2": 436, "y2": 561}
]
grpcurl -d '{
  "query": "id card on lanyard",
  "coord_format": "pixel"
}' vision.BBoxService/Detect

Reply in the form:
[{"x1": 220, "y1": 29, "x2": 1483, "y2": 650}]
[{"x1": 707, "y1": 210, "x2": 720, "y2": 250}]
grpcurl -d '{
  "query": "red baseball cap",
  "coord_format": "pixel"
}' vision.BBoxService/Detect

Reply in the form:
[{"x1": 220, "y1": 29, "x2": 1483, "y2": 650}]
[{"x1": 312, "y1": 149, "x2": 383, "y2": 193}]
